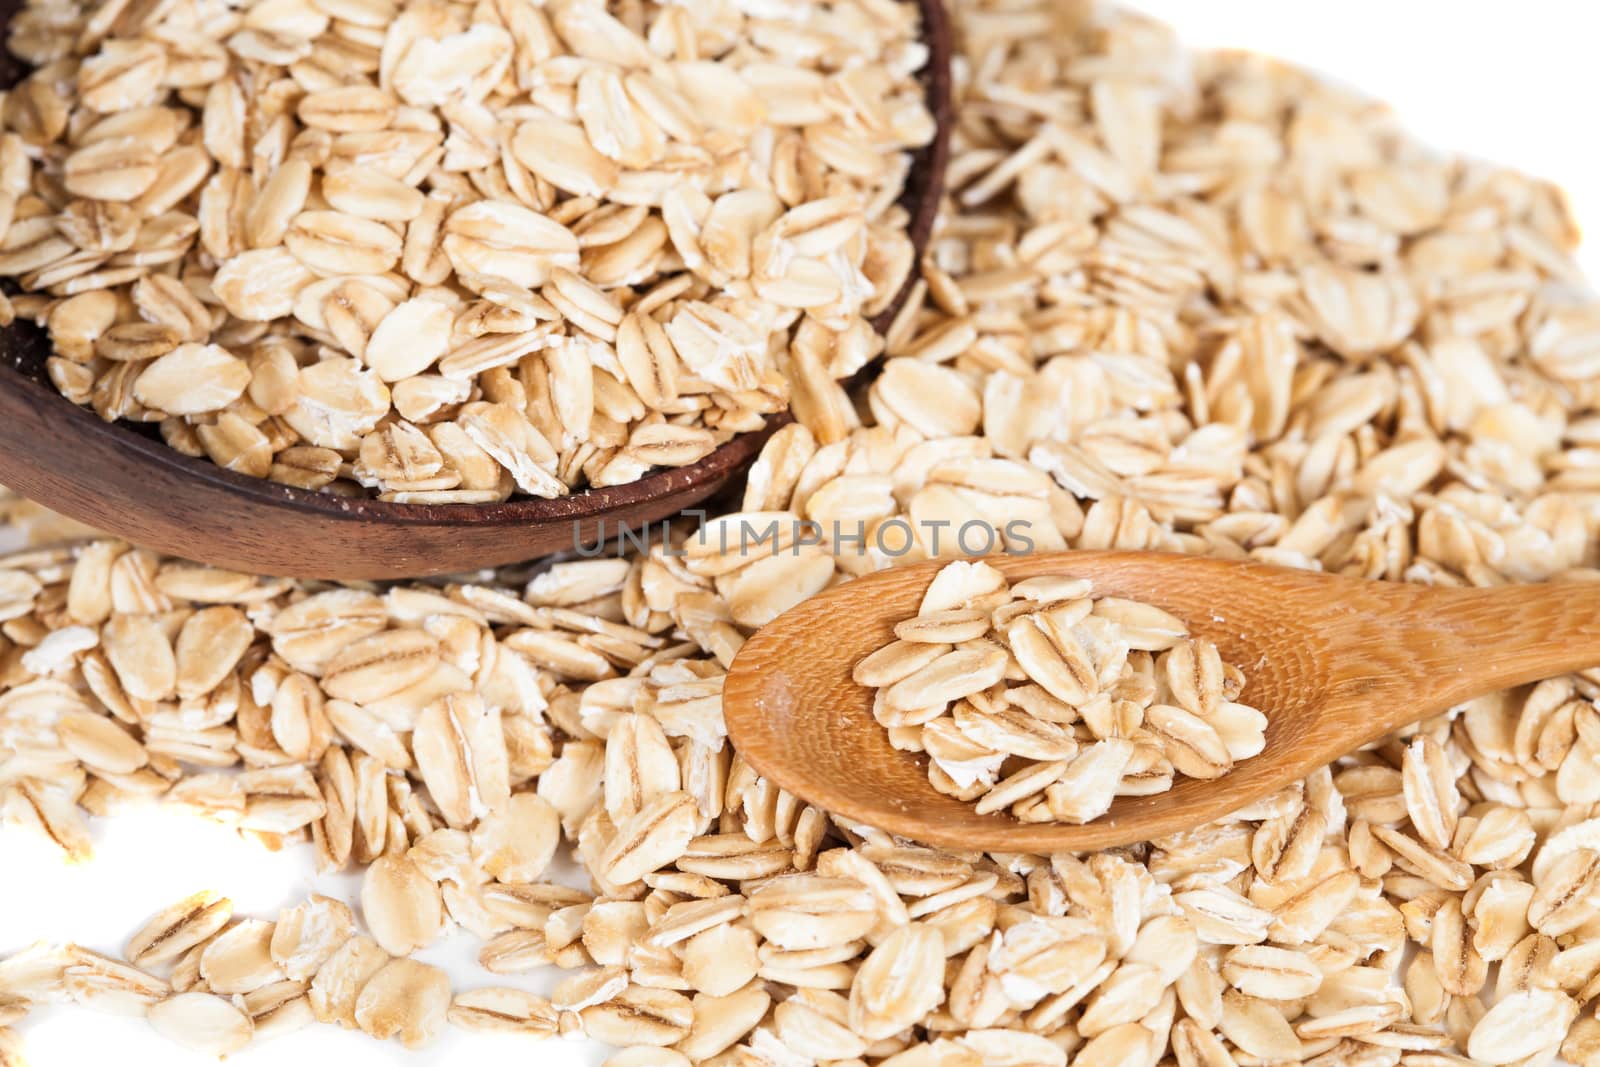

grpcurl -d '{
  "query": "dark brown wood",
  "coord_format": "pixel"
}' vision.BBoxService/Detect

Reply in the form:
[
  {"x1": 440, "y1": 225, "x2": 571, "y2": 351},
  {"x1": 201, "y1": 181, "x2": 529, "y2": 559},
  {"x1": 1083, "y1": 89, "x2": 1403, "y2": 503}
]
[
  {"x1": 0, "y1": 0, "x2": 953, "y2": 580},
  {"x1": 724, "y1": 551, "x2": 1600, "y2": 852}
]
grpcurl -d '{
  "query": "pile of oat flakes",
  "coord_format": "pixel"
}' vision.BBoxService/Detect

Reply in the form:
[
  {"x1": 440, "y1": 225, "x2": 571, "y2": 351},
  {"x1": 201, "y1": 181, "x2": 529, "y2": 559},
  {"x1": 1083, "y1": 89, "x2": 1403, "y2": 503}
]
[
  {"x1": 857, "y1": 562, "x2": 1269, "y2": 824},
  {"x1": 0, "y1": 0, "x2": 932, "y2": 499},
  {"x1": 8, "y1": 0, "x2": 1600, "y2": 1065}
]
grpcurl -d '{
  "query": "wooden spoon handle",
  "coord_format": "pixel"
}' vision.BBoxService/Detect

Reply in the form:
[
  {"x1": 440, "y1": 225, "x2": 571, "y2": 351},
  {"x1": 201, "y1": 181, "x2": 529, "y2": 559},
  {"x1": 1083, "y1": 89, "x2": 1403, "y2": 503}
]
[
  {"x1": 1388, "y1": 580, "x2": 1600, "y2": 710},
  {"x1": 1006, "y1": 561, "x2": 1600, "y2": 758}
]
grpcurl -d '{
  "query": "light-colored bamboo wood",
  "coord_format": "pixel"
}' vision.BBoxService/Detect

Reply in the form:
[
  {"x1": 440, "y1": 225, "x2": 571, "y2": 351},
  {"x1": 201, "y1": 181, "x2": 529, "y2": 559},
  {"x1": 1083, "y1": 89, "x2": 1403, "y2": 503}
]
[{"x1": 723, "y1": 551, "x2": 1600, "y2": 852}]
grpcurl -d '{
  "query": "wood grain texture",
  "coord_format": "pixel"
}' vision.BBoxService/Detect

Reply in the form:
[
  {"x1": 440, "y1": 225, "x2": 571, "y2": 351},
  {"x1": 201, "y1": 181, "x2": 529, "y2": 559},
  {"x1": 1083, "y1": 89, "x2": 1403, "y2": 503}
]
[
  {"x1": 723, "y1": 551, "x2": 1600, "y2": 852},
  {"x1": 0, "y1": 0, "x2": 952, "y2": 581}
]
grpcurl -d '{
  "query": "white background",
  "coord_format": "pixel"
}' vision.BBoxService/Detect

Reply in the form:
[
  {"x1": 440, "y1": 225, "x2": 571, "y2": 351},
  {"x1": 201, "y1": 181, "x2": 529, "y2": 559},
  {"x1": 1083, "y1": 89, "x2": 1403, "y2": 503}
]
[{"x1": 5, "y1": 3, "x2": 1600, "y2": 1065}]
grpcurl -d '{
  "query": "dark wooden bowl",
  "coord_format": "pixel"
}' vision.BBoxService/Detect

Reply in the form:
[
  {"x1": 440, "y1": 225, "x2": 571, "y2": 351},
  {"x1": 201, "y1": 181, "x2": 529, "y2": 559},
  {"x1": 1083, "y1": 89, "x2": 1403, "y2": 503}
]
[{"x1": 0, "y1": 0, "x2": 952, "y2": 580}]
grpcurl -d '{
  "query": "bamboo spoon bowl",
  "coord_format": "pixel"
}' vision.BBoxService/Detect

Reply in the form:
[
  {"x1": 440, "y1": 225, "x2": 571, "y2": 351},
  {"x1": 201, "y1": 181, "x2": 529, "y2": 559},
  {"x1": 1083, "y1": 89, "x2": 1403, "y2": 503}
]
[
  {"x1": 724, "y1": 551, "x2": 1600, "y2": 852},
  {"x1": 0, "y1": 0, "x2": 951, "y2": 581}
]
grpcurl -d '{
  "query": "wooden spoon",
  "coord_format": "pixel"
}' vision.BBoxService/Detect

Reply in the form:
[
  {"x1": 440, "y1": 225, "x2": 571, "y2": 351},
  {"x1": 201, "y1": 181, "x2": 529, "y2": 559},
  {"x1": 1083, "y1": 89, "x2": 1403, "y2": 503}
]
[
  {"x1": 0, "y1": 0, "x2": 952, "y2": 581},
  {"x1": 723, "y1": 551, "x2": 1600, "y2": 852}
]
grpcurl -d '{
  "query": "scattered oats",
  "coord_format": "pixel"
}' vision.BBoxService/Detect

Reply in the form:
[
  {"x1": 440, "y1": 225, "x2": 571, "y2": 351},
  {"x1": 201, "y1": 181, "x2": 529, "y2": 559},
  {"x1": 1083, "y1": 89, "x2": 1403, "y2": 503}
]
[{"x1": 7, "y1": 2, "x2": 1600, "y2": 1067}]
